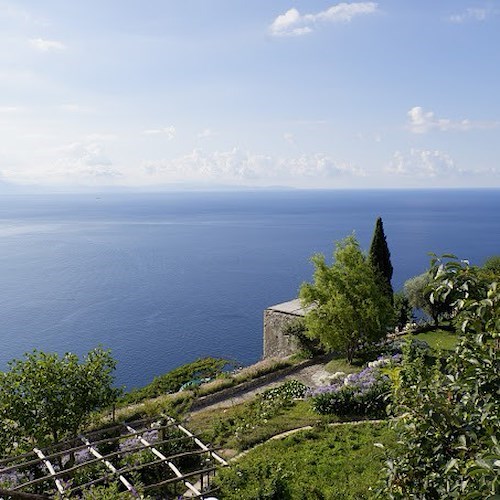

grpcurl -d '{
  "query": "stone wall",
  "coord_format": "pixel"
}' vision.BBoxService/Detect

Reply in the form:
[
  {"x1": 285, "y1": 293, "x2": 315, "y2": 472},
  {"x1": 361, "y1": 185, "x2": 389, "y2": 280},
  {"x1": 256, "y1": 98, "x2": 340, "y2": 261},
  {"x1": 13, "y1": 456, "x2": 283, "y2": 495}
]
[{"x1": 263, "y1": 309, "x2": 302, "y2": 358}]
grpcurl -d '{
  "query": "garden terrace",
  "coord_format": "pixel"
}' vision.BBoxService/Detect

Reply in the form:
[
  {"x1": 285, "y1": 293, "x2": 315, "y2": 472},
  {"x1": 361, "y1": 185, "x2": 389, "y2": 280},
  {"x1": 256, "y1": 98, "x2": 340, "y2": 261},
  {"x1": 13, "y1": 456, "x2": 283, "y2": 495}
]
[{"x1": 0, "y1": 416, "x2": 227, "y2": 499}]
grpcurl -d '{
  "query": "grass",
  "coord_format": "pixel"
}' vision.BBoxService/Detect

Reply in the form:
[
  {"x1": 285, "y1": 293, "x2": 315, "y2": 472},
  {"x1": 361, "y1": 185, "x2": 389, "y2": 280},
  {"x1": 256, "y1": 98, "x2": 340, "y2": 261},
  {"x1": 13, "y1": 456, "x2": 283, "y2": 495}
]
[
  {"x1": 404, "y1": 328, "x2": 458, "y2": 352},
  {"x1": 214, "y1": 421, "x2": 397, "y2": 499},
  {"x1": 231, "y1": 357, "x2": 295, "y2": 384},
  {"x1": 187, "y1": 399, "x2": 323, "y2": 455},
  {"x1": 324, "y1": 357, "x2": 363, "y2": 375}
]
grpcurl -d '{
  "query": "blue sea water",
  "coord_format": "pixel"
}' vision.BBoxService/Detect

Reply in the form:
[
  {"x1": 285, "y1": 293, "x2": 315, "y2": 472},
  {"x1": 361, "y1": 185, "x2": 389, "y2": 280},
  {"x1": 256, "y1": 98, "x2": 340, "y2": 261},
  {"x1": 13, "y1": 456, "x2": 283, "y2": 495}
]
[{"x1": 0, "y1": 189, "x2": 498, "y2": 390}]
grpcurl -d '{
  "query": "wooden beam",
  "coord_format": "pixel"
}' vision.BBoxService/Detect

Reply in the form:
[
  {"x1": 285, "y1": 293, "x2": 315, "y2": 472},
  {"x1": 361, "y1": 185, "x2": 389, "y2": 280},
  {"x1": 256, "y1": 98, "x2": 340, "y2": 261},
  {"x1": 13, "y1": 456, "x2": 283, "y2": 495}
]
[
  {"x1": 32, "y1": 448, "x2": 64, "y2": 496},
  {"x1": 168, "y1": 418, "x2": 228, "y2": 466},
  {"x1": 79, "y1": 435, "x2": 137, "y2": 497},
  {"x1": 125, "y1": 425, "x2": 201, "y2": 497},
  {"x1": 0, "y1": 488, "x2": 50, "y2": 499}
]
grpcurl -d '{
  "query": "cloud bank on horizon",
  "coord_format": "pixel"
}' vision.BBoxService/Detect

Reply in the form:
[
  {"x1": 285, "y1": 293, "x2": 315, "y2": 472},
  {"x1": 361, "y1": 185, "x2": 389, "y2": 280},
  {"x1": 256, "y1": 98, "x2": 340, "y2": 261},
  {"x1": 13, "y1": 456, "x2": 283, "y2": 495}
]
[{"x1": 0, "y1": 1, "x2": 499, "y2": 190}]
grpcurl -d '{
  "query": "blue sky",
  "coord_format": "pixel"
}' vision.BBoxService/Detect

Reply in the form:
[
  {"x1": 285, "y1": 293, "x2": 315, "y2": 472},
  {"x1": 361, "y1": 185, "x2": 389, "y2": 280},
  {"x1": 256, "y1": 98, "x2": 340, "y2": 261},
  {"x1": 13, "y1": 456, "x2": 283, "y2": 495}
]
[{"x1": 0, "y1": 1, "x2": 499, "y2": 190}]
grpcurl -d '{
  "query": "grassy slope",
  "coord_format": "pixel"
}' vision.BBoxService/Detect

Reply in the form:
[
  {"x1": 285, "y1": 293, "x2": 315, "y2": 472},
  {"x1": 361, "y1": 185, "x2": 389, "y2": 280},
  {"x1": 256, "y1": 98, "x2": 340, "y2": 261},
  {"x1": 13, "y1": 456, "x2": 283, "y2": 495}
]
[
  {"x1": 214, "y1": 421, "x2": 396, "y2": 499},
  {"x1": 188, "y1": 400, "x2": 322, "y2": 455}
]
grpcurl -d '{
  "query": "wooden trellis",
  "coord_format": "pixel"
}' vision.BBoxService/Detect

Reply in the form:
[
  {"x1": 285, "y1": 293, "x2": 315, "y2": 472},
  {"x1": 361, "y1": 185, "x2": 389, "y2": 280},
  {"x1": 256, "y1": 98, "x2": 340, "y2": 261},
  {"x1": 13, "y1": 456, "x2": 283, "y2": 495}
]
[{"x1": 0, "y1": 416, "x2": 227, "y2": 499}]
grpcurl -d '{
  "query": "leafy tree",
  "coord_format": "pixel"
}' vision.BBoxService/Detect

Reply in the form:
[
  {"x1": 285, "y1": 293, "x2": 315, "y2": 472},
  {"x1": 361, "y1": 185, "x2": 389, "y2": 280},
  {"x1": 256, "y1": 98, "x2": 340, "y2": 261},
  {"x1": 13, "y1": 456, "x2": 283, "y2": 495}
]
[
  {"x1": 0, "y1": 347, "x2": 119, "y2": 452},
  {"x1": 480, "y1": 255, "x2": 500, "y2": 280},
  {"x1": 393, "y1": 291, "x2": 413, "y2": 331},
  {"x1": 404, "y1": 271, "x2": 450, "y2": 326},
  {"x1": 382, "y1": 258, "x2": 500, "y2": 498},
  {"x1": 369, "y1": 217, "x2": 394, "y2": 301},
  {"x1": 300, "y1": 235, "x2": 394, "y2": 364}
]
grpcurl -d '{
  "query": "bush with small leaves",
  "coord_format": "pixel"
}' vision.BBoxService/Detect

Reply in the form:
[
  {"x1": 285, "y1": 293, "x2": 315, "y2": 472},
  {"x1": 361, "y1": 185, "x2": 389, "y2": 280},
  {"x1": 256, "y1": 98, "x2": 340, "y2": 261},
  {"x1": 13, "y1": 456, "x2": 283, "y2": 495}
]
[{"x1": 381, "y1": 256, "x2": 500, "y2": 498}]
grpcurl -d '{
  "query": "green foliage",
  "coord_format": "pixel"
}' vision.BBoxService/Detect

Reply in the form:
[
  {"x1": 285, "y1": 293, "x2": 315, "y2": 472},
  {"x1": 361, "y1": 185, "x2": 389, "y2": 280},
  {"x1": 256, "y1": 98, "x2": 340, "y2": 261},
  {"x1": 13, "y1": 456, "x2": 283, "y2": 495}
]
[
  {"x1": 189, "y1": 382, "x2": 317, "y2": 452},
  {"x1": 369, "y1": 217, "x2": 394, "y2": 300},
  {"x1": 214, "y1": 380, "x2": 308, "y2": 449},
  {"x1": 214, "y1": 422, "x2": 396, "y2": 499},
  {"x1": 122, "y1": 357, "x2": 231, "y2": 404},
  {"x1": 481, "y1": 255, "x2": 500, "y2": 277},
  {"x1": 404, "y1": 270, "x2": 453, "y2": 326},
  {"x1": 404, "y1": 272, "x2": 429, "y2": 312},
  {"x1": 283, "y1": 318, "x2": 323, "y2": 358},
  {"x1": 393, "y1": 291, "x2": 413, "y2": 330},
  {"x1": 382, "y1": 257, "x2": 500, "y2": 498},
  {"x1": 405, "y1": 254, "x2": 493, "y2": 327},
  {"x1": 261, "y1": 379, "x2": 308, "y2": 401},
  {"x1": 300, "y1": 235, "x2": 394, "y2": 363},
  {"x1": 0, "y1": 347, "x2": 119, "y2": 452},
  {"x1": 78, "y1": 483, "x2": 137, "y2": 499}
]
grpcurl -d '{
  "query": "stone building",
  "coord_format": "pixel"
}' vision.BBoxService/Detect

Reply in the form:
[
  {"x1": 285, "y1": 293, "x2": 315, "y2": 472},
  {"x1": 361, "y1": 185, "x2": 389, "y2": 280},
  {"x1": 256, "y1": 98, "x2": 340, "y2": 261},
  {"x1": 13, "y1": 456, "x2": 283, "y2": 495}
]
[{"x1": 263, "y1": 298, "x2": 308, "y2": 358}]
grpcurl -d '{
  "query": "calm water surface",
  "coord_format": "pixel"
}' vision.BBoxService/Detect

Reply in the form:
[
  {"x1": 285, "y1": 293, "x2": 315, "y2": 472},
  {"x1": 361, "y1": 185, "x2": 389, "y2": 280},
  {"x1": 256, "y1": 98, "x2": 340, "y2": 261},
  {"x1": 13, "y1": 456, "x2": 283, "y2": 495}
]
[{"x1": 0, "y1": 189, "x2": 498, "y2": 389}]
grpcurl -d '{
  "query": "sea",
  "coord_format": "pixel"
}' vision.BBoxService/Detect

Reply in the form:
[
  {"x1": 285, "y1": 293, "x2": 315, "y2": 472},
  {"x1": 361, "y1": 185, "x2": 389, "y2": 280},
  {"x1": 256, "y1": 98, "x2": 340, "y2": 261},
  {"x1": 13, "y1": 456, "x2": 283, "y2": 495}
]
[{"x1": 0, "y1": 189, "x2": 498, "y2": 390}]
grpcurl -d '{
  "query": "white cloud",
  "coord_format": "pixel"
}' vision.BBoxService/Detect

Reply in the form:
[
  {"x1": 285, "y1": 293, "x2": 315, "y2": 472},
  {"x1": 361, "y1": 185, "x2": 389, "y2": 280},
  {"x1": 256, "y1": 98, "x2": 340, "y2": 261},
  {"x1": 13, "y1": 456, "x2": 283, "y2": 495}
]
[
  {"x1": 197, "y1": 128, "x2": 215, "y2": 139},
  {"x1": 283, "y1": 132, "x2": 295, "y2": 145},
  {"x1": 386, "y1": 149, "x2": 457, "y2": 177},
  {"x1": 448, "y1": 8, "x2": 488, "y2": 23},
  {"x1": 407, "y1": 106, "x2": 498, "y2": 134},
  {"x1": 142, "y1": 126, "x2": 176, "y2": 140},
  {"x1": 29, "y1": 38, "x2": 66, "y2": 52},
  {"x1": 142, "y1": 148, "x2": 364, "y2": 183},
  {"x1": 270, "y1": 2, "x2": 378, "y2": 37},
  {"x1": 0, "y1": 139, "x2": 123, "y2": 186},
  {"x1": 44, "y1": 142, "x2": 121, "y2": 183},
  {"x1": 386, "y1": 148, "x2": 500, "y2": 179},
  {"x1": 270, "y1": 9, "x2": 313, "y2": 37},
  {"x1": 54, "y1": 142, "x2": 111, "y2": 165}
]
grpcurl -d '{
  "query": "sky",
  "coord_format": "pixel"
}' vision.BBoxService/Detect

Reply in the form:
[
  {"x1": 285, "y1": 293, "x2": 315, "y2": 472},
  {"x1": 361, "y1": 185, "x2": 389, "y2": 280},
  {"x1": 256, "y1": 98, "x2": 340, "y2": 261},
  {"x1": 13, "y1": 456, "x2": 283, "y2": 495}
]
[{"x1": 0, "y1": 0, "x2": 499, "y2": 190}]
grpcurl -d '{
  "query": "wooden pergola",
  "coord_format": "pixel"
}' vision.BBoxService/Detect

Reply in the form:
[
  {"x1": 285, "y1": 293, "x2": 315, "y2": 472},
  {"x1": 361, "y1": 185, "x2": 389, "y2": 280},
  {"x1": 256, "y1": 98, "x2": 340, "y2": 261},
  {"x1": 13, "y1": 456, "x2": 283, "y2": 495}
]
[{"x1": 0, "y1": 416, "x2": 227, "y2": 499}]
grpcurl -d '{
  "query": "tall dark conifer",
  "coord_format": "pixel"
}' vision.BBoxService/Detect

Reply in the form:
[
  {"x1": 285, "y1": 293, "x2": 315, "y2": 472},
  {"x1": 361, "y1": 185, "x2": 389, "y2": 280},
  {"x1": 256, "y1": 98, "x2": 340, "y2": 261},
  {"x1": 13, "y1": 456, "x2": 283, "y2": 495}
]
[{"x1": 369, "y1": 217, "x2": 394, "y2": 300}]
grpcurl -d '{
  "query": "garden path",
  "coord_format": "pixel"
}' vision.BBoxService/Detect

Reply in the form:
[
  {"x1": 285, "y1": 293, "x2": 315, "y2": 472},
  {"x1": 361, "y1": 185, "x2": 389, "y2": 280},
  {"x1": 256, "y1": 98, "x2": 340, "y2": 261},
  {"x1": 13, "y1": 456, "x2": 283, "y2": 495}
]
[{"x1": 189, "y1": 359, "x2": 332, "y2": 414}]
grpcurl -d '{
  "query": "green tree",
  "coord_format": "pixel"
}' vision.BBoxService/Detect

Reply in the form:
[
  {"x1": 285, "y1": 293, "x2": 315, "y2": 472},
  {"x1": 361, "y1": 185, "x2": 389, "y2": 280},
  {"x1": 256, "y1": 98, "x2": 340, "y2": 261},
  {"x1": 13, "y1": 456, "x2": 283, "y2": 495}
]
[
  {"x1": 300, "y1": 235, "x2": 394, "y2": 364},
  {"x1": 0, "y1": 347, "x2": 120, "y2": 453},
  {"x1": 393, "y1": 291, "x2": 413, "y2": 331},
  {"x1": 480, "y1": 255, "x2": 500, "y2": 281},
  {"x1": 368, "y1": 217, "x2": 394, "y2": 301},
  {"x1": 404, "y1": 271, "x2": 452, "y2": 326},
  {"x1": 382, "y1": 258, "x2": 500, "y2": 498}
]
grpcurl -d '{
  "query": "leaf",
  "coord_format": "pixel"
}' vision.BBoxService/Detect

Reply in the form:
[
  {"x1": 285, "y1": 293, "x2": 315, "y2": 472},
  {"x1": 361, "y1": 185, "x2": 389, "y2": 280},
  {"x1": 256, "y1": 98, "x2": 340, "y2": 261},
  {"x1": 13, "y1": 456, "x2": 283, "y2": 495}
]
[{"x1": 444, "y1": 458, "x2": 458, "y2": 474}]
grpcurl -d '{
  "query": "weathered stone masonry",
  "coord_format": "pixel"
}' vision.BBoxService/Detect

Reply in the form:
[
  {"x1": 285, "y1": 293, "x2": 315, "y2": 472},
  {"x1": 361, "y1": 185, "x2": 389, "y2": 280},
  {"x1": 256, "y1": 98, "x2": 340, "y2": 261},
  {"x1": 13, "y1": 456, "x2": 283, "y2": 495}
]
[{"x1": 263, "y1": 298, "x2": 307, "y2": 358}]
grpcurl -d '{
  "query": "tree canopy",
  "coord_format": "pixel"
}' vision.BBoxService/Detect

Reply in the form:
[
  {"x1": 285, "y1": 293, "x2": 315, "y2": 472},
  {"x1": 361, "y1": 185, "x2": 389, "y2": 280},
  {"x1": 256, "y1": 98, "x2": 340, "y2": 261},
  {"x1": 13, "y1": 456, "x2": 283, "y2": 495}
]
[
  {"x1": 403, "y1": 271, "x2": 447, "y2": 325},
  {"x1": 404, "y1": 254, "x2": 493, "y2": 326},
  {"x1": 0, "y1": 347, "x2": 119, "y2": 453},
  {"x1": 368, "y1": 217, "x2": 394, "y2": 300},
  {"x1": 300, "y1": 235, "x2": 394, "y2": 363}
]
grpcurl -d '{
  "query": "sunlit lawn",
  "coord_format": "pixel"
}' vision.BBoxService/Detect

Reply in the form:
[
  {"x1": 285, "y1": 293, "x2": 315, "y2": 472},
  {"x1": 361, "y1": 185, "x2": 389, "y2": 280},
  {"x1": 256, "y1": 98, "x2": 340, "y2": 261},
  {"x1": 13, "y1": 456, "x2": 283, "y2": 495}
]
[{"x1": 404, "y1": 328, "x2": 458, "y2": 352}]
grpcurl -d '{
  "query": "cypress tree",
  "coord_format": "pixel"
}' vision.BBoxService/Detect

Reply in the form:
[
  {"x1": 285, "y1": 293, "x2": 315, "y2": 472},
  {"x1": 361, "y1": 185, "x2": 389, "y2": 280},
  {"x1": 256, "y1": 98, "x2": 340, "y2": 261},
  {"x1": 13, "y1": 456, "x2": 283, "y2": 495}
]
[{"x1": 369, "y1": 217, "x2": 394, "y2": 300}]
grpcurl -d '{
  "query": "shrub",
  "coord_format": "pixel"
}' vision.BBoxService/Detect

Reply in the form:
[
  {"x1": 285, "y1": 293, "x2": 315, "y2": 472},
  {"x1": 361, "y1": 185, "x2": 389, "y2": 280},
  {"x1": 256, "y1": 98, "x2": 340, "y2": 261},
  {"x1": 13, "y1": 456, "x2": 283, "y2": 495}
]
[
  {"x1": 121, "y1": 357, "x2": 232, "y2": 404},
  {"x1": 308, "y1": 359, "x2": 397, "y2": 417}
]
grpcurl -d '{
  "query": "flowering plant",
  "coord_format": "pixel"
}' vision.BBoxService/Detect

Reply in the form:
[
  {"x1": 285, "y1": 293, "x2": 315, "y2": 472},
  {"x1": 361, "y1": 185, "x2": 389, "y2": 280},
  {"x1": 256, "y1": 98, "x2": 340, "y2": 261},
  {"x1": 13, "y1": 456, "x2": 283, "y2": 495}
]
[{"x1": 308, "y1": 356, "x2": 400, "y2": 417}]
